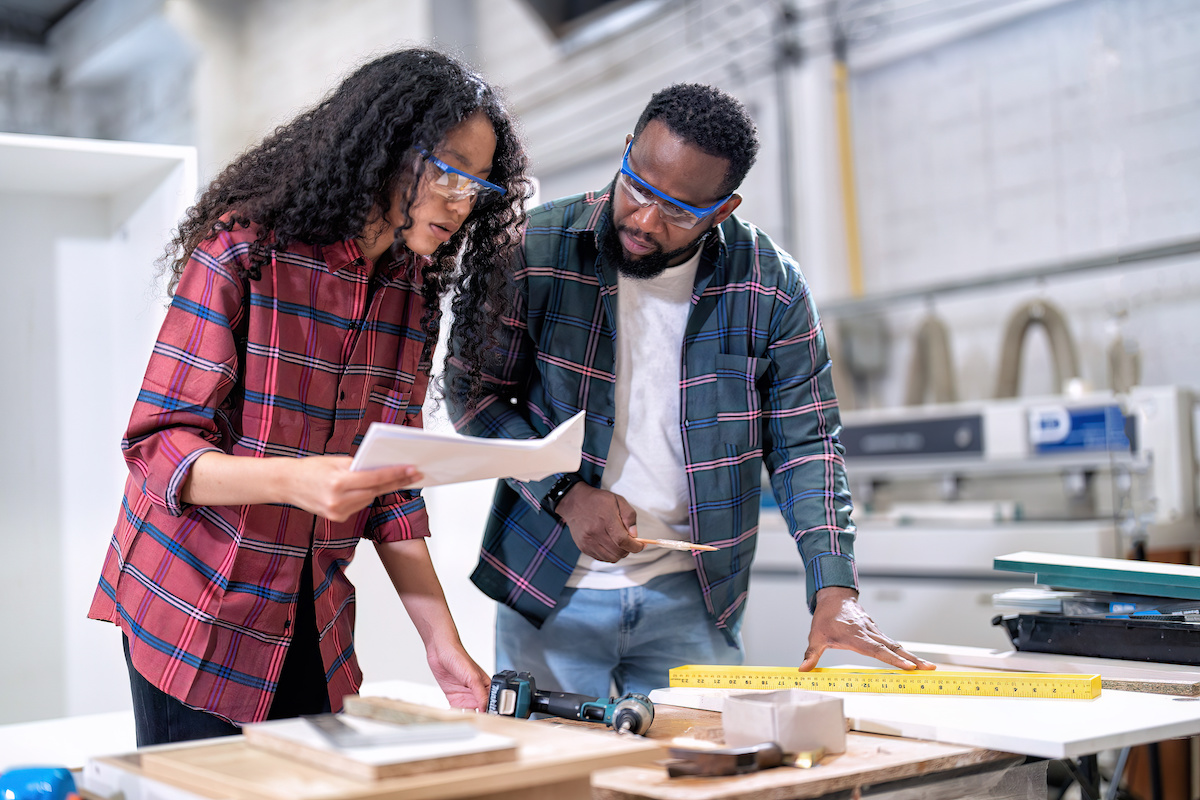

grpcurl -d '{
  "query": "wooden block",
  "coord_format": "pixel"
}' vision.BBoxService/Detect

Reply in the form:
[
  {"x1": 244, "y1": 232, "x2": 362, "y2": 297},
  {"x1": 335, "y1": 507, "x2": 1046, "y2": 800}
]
[{"x1": 242, "y1": 715, "x2": 517, "y2": 781}]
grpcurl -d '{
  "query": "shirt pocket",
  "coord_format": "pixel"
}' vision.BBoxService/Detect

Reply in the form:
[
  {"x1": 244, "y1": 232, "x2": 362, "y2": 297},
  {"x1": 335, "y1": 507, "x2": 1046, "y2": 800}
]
[
  {"x1": 365, "y1": 386, "x2": 415, "y2": 427},
  {"x1": 713, "y1": 353, "x2": 768, "y2": 448}
]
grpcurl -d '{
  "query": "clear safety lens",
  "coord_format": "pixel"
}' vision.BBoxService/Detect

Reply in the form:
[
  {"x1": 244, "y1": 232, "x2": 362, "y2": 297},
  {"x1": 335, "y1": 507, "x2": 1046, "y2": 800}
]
[{"x1": 617, "y1": 173, "x2": 703, "y2": 229}]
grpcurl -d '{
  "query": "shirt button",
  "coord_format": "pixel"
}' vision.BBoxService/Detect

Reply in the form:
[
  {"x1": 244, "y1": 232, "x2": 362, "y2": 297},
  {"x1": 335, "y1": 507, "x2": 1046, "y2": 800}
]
[
  {"x1": 283, "y1": 619, "x2": 291, "y2": 631},
  {"x1": 339, "y1": 390, "x2": 346, "y2": 401}
]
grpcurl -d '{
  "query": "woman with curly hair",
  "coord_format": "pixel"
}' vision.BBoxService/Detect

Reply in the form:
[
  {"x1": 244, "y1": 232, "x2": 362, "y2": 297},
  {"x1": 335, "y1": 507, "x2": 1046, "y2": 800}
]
[{"x1": 88, "y1": 48, "x2": 529, "y2": 745}]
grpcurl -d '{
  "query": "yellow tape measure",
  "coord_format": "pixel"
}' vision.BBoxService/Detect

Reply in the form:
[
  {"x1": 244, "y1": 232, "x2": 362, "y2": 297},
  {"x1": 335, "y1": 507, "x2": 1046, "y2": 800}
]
[{"x1": 668, "y1": 665, "x2": 1101, "y2": 699}]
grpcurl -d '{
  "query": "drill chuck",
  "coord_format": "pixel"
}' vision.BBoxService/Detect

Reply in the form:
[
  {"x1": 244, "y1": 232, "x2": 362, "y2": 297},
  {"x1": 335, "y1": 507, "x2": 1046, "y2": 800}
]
[{"x1": 611, "y1": 693, "x2": 654, "y2": 735}]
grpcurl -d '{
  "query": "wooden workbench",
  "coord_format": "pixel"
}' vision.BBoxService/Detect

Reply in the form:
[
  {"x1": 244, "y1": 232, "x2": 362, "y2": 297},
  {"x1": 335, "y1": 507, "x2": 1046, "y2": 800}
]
[
  {"x1": 81, "y1": 697, "x2": 1019, "y2": 800},
  {"x1": 589, "y1": 703, "x2": 1021, "y2": 800},
  {"x1": 85, "y1": 697, "x2": 663, "y2": 800}
]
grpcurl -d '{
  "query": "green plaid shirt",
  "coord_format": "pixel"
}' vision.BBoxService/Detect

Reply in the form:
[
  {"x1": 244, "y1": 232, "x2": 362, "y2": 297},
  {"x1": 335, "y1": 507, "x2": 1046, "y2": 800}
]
[{"x1": 447, "y1": 185, "x2": 857, "y2": 641}]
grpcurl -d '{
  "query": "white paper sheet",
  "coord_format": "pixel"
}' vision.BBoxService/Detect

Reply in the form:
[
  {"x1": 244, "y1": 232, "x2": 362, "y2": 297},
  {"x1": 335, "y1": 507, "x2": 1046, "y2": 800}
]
[{"x1": 350, "y1": 410, "x2": 585, "y2": 488}]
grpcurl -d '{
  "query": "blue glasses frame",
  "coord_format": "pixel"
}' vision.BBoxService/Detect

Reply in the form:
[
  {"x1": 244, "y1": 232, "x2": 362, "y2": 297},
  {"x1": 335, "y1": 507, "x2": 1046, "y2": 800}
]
[
  {"x1": 619, "y1": 142, "x2": 731, "y2": 226},
  {"x1": 418, "y1": 149, "x2": 507, "y2": 199}
]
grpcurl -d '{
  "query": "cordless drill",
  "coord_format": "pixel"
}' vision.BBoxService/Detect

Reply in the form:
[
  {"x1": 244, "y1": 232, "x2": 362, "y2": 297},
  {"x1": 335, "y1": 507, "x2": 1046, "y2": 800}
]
[{"x1": 486, "y1": 670, "x2": 655, "y2": 735}]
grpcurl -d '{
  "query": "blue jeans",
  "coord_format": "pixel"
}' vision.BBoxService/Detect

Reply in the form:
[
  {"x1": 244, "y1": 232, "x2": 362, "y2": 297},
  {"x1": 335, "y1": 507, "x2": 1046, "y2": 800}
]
[{"x1": 494, "y1": 570, "x2": 744, "y2": 698}]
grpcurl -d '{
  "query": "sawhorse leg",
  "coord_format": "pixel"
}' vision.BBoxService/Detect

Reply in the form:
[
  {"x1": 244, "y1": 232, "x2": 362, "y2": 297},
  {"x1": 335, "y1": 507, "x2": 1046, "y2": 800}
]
[{"x1": 1057, "y1": 747, "x2": 1134, "y2": 800}]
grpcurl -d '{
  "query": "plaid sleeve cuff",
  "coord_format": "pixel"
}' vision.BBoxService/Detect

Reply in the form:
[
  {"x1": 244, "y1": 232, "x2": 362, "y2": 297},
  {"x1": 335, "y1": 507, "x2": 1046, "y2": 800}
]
[
  {"x1": 367, "y1": 492, "x2": 431, "y2": 543},
  {"x1": 161, "y1": 446, "x2": 223, "y2": 516},
  {"x1": 804, "y1": 552, "x2": 859, "y2": 612},
  {"x1": 507, "y1": 473, "x2": 564, "y2": 514}
]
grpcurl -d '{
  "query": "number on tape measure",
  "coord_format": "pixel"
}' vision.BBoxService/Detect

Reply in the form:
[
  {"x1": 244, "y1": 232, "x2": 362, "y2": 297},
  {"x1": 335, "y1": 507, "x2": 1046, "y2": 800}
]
[{"x1": 668, "y1": 665, "x2": 1101, "y2": 699}]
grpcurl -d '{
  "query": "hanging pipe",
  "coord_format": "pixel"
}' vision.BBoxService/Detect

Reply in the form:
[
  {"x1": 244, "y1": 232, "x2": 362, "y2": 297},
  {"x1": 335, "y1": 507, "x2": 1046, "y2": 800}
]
[
  {"x1": 993, "y1": 298, "x2": 1082, "y2": 398},
  {"x1": 833, "y1": 32, "x2": 865, "y2": 298},
  {"x1": 904, "y1": 311, "x2": 958, "y2": 405}
]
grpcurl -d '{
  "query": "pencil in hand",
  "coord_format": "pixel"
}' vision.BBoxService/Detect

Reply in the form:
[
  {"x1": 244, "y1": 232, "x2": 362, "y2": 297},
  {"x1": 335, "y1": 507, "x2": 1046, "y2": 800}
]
[
  {"x1": 612, "y1": 495, "x2": 719, "y2": 552},
  {"x1": 633, "y1": 538, "x2": 719, "y2": 552}
]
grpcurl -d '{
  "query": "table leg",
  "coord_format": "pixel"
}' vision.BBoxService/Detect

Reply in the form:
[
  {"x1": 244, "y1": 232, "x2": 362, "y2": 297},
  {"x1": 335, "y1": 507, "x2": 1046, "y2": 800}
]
[{"x1": 1062, "y1": 754, "x2": 1101, "y2": 800}]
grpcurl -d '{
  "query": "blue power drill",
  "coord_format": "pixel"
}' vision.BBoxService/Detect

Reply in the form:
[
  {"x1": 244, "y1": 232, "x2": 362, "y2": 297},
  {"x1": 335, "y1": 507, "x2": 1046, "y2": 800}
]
[{"x1": 486, "y1": 670, "x2": 654, "y2": 735}]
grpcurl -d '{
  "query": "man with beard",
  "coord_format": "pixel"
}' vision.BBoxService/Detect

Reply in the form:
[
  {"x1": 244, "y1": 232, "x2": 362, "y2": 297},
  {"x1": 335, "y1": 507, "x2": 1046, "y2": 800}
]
[{"x1": 446, "y1": 84, "x2": 933, "y2": 698}]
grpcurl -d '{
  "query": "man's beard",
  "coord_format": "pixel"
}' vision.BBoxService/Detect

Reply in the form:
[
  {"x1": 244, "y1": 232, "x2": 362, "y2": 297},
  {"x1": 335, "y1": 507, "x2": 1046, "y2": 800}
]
[{"x1": 601, "y1": 204, "x2": 708, "y2": 280}]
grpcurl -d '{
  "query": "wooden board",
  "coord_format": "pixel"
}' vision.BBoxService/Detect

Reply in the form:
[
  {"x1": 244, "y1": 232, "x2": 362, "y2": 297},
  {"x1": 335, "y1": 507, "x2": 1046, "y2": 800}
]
[
  {"x1": 85, "y1": 708, "x2": 1016, "y2": 800},
  {"x1": 88, "y1": 748, "x2": 590, "y2": 800},
  {"x1": 649, "y1": 685, "x2": 1200, "y2": 759},
  {"x1": 904, "y1": 641, "x2": 1200, "y2": 696},
  {"x1": 242, "y1": 716, "x2": 517, "y2": 781},
  {"x1": 593, "y1": 705, "x2": 1020, "y2": 800},
  {"x1": 994, "y1": 551, "x2": 1200, "y2": 599},
  {"x1": 136, "y1": 697, "x2": 664, "y2": 800}
]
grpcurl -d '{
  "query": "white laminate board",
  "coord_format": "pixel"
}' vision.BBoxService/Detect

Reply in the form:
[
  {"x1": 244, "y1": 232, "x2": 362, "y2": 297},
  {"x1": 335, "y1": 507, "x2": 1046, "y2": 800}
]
[
  {"x1": 902, "y1": 641, "x2": 1200, "y2": 694},
  {"x1": 840, "y1": 690, "x2": 1200, "y2": 759},
  {"x1": 649, "y1": 687, "x2": 1200, "y2": 759},
  {"x1": 0, "y1": 711, "x2": 136, "y2": 771}
]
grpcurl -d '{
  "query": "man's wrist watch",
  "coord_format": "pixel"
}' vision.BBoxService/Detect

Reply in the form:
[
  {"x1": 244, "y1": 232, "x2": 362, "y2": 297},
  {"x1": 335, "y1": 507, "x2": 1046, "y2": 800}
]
[{"x1": 543, "y1": 473, "x2": 583, "y2": 513}]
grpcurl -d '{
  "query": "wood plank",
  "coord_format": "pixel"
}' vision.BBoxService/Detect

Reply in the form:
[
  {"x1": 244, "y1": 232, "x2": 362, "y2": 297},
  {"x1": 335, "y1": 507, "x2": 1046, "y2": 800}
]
[
  {"x1": 87, "y1": 749, "x2": 592, "y2": 800},
  {"x1": 592, "y1": 731, "x2": 1019, "y2": 800},
  {"x1": 593, "y1": 700, "x2": 1020, "y2": 800},
  {"x1": 994, "y1": 551, "x2": 1200, "y2": 599},
  {"x1": 241, "y1": 716, "x2": 517, "y2": 781},
  {"x1": 137, "y1": 698, "x2": 663, "y2": 800}
]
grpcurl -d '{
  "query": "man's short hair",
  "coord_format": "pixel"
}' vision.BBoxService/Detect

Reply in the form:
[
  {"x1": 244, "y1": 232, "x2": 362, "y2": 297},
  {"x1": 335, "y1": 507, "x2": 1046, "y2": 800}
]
[{"x1": 633, "y1": 83, "x2": 759, "y2": 197}]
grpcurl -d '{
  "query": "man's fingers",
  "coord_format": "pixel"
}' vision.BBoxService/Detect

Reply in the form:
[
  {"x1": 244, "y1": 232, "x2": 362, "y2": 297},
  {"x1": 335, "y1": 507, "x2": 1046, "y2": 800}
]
[
  {"x1": 862, "y1": 636, "x2": 937, "y2": 670},
  {"x1": 797, "y1": 646, "x2": 823, "y2": 672},
  {"x1": 583, "y1": 530, "x2": 626, "y2": 562},
  {"x1": 888, "y1": 642, "x2": 937, "y2": 670}
]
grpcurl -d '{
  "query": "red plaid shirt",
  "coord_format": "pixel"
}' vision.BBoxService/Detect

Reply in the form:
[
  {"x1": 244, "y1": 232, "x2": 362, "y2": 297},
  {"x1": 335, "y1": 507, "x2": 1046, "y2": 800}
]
[{"x1": 89, "y1": 223, "x2": 432, "y2": 725}]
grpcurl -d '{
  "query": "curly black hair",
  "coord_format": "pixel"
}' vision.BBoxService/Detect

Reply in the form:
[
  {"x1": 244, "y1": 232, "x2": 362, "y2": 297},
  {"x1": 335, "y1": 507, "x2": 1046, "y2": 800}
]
[
  {"x1": 633, "y1": 83, "x2": 759, "y2": 197},
  {"x1": 162, "y1": 47, "x2": 529, "y2": 411}
]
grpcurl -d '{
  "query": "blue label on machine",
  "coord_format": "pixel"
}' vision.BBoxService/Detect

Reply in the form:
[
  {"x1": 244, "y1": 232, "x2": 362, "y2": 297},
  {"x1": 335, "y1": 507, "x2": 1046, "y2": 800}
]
[{"x1": 1029, "y1": 405, "x2": 1131, "y2": 454}]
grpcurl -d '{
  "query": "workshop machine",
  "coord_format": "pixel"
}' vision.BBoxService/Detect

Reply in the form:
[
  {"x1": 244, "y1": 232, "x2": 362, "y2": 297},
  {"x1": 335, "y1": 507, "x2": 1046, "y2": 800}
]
[
  {"x1": 744, "y1": 385, "x2": 1200, "y2": 663},
  {"x1": 486, "y1": 670, "x2": 654, "y2": 735},
  {"x1": 837, "y1": 385, "x2": 1197, "y2": 546}
]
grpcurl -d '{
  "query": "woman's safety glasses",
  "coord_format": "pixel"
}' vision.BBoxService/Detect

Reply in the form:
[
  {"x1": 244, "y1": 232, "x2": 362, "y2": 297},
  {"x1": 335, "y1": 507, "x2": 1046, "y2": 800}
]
[
  {"x1": 419, "y1": 149, "x2": 507, "y2": 204},
  {"x1": 616, "y1": 142, "x2": 731, "y2": 229}
]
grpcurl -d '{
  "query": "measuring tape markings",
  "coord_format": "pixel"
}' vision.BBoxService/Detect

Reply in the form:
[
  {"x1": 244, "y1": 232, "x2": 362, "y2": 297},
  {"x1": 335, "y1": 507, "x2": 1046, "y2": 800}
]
[{"x1": 668, "y1": 665, "x2": 1101, "y2": 699}]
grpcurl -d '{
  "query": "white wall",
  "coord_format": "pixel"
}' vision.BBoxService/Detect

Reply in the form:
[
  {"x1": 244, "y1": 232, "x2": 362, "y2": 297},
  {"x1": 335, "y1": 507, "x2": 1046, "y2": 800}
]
[
  {"x1": 486, "y1": 0, "x2": 1200, "y2": 408},
  {"x1": 189, "y1": 0, "x2": 430, "y2": 174},
  {"x1": 0, "y1": 191, "x2": 76, "y2": 722},
  {"x1": 844, "y1": 0, "x2": 1200, "y2": 405}
]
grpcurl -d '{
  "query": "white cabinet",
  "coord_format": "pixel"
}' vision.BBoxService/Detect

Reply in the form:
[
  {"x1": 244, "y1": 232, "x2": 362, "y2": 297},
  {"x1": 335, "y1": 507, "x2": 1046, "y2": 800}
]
[
  {"x1": 743, "y1": 513, "x2": 1121, "y2": 667},
  {"x1": 0, "y1": 133, "x2": 195, "y2": 723}
]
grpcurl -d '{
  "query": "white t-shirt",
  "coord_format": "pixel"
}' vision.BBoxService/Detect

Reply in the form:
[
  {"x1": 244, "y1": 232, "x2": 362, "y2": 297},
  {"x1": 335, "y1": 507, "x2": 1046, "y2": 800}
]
[{"x1": 567, "y1": 247, "x2": 702, "y2": 589}]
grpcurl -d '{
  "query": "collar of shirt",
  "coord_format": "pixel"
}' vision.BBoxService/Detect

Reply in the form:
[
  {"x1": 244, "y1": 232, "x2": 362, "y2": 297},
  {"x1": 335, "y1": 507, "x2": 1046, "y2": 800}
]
[{"x1": 326, "y1": 238, "x2": 431, "y2": 285}]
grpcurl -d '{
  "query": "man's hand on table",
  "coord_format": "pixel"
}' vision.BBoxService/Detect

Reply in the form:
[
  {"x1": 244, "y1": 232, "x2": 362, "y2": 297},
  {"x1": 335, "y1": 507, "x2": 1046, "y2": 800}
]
[{"x1": 799, "y1": 586, "x2": 937, "y2": 671}]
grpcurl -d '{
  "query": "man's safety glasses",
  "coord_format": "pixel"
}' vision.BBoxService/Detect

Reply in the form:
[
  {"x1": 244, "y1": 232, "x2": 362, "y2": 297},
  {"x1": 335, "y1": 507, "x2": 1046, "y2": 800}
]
[
  {"x1": 418, "y1": 149, "x2": 507, "y2": 204},
  {"x1": 617, "y1": 142, "x2": 732, "y2": 229}
]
